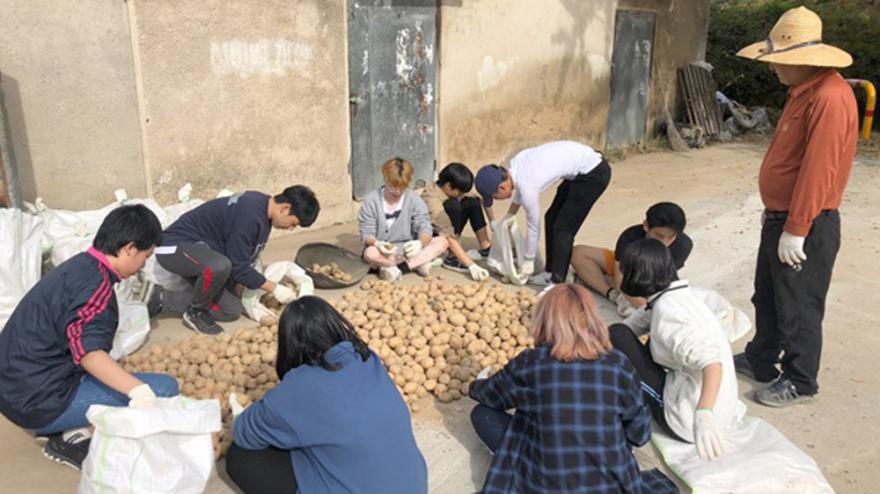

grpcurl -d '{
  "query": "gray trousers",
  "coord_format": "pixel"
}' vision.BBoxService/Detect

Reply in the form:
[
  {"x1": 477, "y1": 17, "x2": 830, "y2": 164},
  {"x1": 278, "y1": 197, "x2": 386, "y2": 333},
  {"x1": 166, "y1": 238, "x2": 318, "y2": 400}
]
[{"x1": 155, "y1": 243, "x2": 243, "y2": 321}]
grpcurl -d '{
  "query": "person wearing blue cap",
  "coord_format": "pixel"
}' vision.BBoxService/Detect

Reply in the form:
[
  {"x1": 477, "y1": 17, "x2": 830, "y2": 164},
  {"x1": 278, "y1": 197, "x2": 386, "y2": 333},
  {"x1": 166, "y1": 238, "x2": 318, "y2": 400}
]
[{"x1": 475, "y1": 141, "x2": 610, "y2": 295}]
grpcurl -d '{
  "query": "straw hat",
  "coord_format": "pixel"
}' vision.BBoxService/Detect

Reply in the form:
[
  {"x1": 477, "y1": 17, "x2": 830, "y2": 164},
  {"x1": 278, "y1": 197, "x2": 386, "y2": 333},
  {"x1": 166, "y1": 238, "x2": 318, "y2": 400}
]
[{"x1": 737, "y1": 6, "x2": 852, "y2": 67}]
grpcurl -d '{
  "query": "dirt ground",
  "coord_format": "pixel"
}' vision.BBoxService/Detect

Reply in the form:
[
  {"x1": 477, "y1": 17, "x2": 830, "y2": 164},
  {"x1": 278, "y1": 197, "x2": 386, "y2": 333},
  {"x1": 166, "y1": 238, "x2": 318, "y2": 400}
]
[{"x1": 1, "y1": 141, "x2": 878, "y2": 493}]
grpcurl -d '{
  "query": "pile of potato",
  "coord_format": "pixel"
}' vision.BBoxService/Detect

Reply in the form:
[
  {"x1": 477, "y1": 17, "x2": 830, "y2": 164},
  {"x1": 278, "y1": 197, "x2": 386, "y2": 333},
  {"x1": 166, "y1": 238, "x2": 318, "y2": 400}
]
[
  {"x1": 310, "y1": 262, "x2": 353, "y2": 282},
  {"x1": 121, "y1": 277, "x2": 536, "y2": 458}
]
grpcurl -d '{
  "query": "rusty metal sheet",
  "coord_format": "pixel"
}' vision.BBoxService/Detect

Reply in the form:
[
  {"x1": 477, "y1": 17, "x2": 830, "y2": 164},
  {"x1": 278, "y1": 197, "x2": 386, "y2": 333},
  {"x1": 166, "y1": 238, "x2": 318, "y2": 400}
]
[{"x1": 607, "y1": 10, "x2": 656, "y2": 149}]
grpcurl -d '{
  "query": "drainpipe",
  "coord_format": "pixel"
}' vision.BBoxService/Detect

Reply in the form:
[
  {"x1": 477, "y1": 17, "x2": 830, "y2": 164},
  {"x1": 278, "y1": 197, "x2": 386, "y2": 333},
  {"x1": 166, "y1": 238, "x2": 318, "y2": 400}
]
[{"x1": 847, "y1": 79, "x2": 876, "y2": 142}]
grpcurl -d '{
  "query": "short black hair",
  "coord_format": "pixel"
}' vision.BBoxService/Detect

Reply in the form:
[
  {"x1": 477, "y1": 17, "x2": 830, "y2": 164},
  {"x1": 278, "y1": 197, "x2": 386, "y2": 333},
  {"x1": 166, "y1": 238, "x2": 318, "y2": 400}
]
[
  {"x1": 437, "y1": 162, "x2": 474, "y2": 193},
  {"x1": 92, "y1": 204, "x2": 163, "y2": 256},
  {"x1": 275, "y1": 185, "x2": 320, "y2": 227},
  {"x1": 619, "y1": 239, "x2": 678, "y2": 298},
  {"x1": 276, "y1": 296, "x2": 371, "y2": 377},
  {"x1": 645, "y1": 202, "x2": 687, "y2": 233}
]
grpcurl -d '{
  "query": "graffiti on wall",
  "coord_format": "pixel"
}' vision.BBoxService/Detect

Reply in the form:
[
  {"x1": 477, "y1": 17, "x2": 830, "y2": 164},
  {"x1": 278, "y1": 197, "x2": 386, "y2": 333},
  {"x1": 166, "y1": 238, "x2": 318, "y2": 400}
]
[{"x1": 210, "y1": 39, "x2": 313, "y2": 78}]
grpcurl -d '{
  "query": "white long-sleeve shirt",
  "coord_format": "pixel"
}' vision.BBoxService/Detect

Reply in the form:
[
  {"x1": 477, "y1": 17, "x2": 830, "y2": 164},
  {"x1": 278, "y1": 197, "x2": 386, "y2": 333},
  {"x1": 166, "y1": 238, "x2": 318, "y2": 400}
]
[
  {"x1": 509, "y1": 141, "x2": 603, "y2": 258},
  {"x1": 626, "y1": 280, "x2": 747, "y2": 442}
]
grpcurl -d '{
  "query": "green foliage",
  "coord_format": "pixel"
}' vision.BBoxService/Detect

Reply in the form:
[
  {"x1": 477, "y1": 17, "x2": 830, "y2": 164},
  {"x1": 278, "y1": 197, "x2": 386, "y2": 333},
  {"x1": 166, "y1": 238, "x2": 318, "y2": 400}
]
[{"x1": 708, "y1": 0, "x2": 880, "y2": 130}]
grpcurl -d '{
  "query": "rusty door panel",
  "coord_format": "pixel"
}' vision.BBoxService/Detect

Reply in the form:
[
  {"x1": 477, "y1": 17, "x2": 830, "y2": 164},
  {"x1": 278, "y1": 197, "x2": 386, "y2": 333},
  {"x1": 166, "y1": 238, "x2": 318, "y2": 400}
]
[
  {"x1": 607, "y1": 10, "x2": 656, "y2": 149},
  {"x1": 348, "y1": 1, "x2": 437, "y2": 199}
]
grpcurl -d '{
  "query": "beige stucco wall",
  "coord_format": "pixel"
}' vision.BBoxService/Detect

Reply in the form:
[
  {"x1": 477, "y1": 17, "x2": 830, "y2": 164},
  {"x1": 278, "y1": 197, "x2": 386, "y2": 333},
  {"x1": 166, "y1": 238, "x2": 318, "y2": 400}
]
[
  {"x1": 0, "y1": 0, "x2": 145, "y2": 209},
  {"x1": 437, "y1": 0, "x2": 618, "y2": 169},
  {"x1": 131, "y1": 0, "x2": 353, "y2": 227}
]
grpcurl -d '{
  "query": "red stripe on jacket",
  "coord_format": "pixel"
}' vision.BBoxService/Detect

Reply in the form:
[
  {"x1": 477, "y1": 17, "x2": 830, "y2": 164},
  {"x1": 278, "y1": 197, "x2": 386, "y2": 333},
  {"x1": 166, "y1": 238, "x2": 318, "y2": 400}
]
[{"x1": 66, "y1": 264, "x2": 113, "y2": 364}]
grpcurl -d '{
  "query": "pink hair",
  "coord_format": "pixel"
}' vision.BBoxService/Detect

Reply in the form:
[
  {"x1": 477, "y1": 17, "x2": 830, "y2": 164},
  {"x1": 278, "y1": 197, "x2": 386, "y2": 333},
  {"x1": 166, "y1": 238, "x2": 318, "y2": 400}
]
[{"x1": 531, "y1": 284, "x2": 612, "y2": 362}]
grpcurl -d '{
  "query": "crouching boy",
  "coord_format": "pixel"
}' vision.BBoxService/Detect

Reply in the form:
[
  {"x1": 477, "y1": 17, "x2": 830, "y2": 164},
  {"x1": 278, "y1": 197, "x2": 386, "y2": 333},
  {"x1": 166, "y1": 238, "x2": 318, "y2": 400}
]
[{"x1": 0, "y1": 205, "x2": 179, "y2": 470}]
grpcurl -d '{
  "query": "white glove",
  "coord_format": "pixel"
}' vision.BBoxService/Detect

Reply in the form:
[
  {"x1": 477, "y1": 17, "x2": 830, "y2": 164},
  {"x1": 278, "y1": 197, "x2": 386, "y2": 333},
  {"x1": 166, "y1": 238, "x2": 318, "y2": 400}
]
[
  {"x1": 476, "y1": 366, "x2": 492, "y2": 380},
  {"x1": 777, "y1": 232, "x2": 807, "y2": 266},
  {"x1": 128, "y1": 383, "x2": 156, "y2": 408},
  {"x1": 228, "y1": 393, "x2": 245, "y2": 422},
  {"x1": 375, "y1": 241, "x2": 398, "y2": 257},
  {"x1": 242, "y1": 291, "x2": 277, "y2": 323},
  {"x1": 694, "y1": 409, "x2": 724, "y2": 461},
  {"x1": 403, "y1": 240, "x2": 423, "y2": 258},
  {"x1": 520, "y1": 258, "x2": 535, "y2": 277},
  {"x1": 489, "y1": 220, "x2": 497, "y2": 233},
  {"x1": 468, "y1": 263, "x2": 489, "y2": 281},
  {"x1": 272, "y1": 283, "x2": 296, "y2": 304}
]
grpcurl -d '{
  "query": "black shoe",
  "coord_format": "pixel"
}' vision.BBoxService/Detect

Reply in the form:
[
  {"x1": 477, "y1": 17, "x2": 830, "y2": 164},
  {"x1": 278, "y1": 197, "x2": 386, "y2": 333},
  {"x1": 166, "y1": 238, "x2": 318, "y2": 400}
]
[
  {"x1": 733, "y1": 352, "x2": 775, "y2": 383},
  {"x1": 43, "y1": 433, "x2": 91, "y2": 471},
  {"x1": 754, "y1": 376, "x2": 815, "y2": 408},
  {"x1": 146, "y1": 284, "x2": 165, "y2": 319},
  {"x1": 183, "y1": 309, "x2": 223, "y2": 335},
  {"x1": 478, "y1": 246, "x2": 491, "y2": 258},
  {"x1": 442, "y1": 256, "x2": 469, "y2": 273}
]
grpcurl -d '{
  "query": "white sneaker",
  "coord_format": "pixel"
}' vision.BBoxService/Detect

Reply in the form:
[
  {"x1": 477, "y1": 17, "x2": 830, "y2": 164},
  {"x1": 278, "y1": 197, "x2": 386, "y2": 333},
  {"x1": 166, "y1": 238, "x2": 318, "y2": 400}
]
[
  {"x1": 466, "y1": 249, "x2": 483, "y2": 261},
  {"x1": 607, "y1": 288, "x2": 621, "y2": 301},
  {"x1": 415, "y1": 262, "x2": 432, "y2": 277},
  {"x1": 527, "y1": 271, "x2": 551, "y2": 286},
  {"x1": 379, "y1": 266, "x2": 402, "y2": 281},
  {"x1": 537, "y1": 282, "x2": 557, "y2": 299}
]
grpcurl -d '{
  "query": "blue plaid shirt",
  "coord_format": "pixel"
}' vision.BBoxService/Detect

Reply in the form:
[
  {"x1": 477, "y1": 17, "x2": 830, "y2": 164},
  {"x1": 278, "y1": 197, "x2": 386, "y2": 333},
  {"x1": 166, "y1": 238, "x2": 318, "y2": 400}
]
[{"x1": 469, "y1": 346, "x2": 678, "y2": 494}]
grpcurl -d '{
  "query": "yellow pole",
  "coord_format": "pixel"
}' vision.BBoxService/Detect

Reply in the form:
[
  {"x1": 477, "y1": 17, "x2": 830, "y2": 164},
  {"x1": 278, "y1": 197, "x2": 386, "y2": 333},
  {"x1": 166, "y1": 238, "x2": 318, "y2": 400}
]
[{"x1": 847, "y1": 79, "x2": 876, "y2": 142}]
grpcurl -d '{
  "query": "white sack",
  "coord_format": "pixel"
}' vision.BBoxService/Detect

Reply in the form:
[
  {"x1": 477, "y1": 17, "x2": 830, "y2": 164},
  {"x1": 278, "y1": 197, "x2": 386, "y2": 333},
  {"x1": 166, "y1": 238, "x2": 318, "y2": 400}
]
[
  {"x1": 0, "y1": 209, "x2": 43, "y2": 330},
  {"x1": 486, "y1": 216, "x2": 544, "y2": 285}
]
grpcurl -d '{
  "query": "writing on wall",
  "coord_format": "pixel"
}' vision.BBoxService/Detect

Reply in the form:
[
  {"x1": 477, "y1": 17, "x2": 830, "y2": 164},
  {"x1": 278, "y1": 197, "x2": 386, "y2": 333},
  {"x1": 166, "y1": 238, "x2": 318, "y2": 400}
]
[{"x1": 210, "y1": 39, "x2": 313, "y2": 78}]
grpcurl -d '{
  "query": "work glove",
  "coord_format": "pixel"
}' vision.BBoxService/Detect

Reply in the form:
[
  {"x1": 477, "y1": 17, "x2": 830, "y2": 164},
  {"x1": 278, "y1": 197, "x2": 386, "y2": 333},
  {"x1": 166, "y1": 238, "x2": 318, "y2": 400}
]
[
  {"x1": 468, "y1": 263, "x2": 489, "y2": 281},
  {"x1": 489, "y1": 220, "x2": 497, "y2": 233},
  {"x1": 375, "y1": 241, "x2": 398, "y2": 257},
  {"x1": 694, "y1": 409, "x2": 724, "y2": 461},
  {"x1": 228, "y1": 393, "x2": 245, "y2": 424},
  {"x1": 403, "y1": 240, "x2": 423, "y2": 258},
  {"x1": 520, "y1": 258, "x2": 535, "y2": 277},
  {"x1": 128, "y1": 383, "x2": 156, "y2": 408},
  {"x1": 242, "y1": 291, "x2": 277, "y2": 323},
  {"x1": 777, "y1": 232, "x2": 807, "y2": 267},
  {"x1": 476, "y1": 366, "x2": 492, "y2": 381},
  {"x1": 272, "y1": 284, "x2": 296, "y2": 305}
]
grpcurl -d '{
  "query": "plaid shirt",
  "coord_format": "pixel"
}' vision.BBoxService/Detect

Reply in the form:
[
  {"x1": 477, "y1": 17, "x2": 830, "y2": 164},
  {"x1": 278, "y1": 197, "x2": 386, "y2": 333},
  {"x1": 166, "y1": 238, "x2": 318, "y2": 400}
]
[{"x1": 469, "y1": 346, "x2": 678, "y2": 494}]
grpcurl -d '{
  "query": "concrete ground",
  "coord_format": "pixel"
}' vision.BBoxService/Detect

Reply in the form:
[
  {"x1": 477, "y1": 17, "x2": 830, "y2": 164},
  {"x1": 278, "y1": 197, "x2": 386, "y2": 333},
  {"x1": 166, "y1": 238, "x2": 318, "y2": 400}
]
[{"x1": 2, "y1": 141, "x2": 878, "y2": 493}]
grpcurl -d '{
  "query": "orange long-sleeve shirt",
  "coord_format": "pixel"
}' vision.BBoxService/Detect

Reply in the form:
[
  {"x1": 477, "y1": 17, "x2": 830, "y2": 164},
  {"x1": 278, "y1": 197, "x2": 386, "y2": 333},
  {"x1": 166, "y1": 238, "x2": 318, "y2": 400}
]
[{"x1": 759, "y1": 69, "x2": 858, "y2": 236}]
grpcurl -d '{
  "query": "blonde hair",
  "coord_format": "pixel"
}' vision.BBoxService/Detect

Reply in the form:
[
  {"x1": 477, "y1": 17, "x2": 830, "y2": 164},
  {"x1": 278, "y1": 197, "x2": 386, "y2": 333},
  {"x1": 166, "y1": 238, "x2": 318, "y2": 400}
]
[
  {"x1": 531, "y1": 284, "x2": 612, "y2": 362},
  {"x1": 381, "y1": 157, "x2": 414, "y2": 189}
]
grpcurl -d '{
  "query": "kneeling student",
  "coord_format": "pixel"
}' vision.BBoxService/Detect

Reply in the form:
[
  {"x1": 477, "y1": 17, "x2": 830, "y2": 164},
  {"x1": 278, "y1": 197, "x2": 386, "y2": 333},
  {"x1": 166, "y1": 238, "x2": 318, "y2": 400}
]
[
  {"x1": 421, "y1": 162, "x2": 492, "y2": 281},
  {"x1": 469, "y1": 284, "x2": 677, "y2": 493},
  {"x1": 0, "y1": 205, "x2": 179, "y2": 470},
  {"x1": 226, "y1": 296, "x2": 428, "y2": 494}
]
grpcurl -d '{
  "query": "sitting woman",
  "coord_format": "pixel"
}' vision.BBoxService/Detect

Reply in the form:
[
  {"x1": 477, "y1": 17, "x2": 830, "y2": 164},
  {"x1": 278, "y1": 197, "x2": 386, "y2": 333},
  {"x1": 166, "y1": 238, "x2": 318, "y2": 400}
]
[
  {"x1": 469, "y1": 284, "x2": 677, "y2": 493},
  {"x1": 358, "y1": 157, "x2": 449, "y2": 281},
  {"x1": 610, "y1": 239, "x2": 746, "y2": 461},
  {"x1": 225, "y1": 296, "x2": 428, "y2": 494}
]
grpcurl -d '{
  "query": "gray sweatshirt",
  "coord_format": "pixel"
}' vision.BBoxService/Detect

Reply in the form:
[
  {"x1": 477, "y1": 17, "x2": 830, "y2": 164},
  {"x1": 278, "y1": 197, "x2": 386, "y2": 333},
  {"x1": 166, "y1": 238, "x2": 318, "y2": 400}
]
[{"x1": 358, "y1": 188, "x2": 433, "y2": 247}]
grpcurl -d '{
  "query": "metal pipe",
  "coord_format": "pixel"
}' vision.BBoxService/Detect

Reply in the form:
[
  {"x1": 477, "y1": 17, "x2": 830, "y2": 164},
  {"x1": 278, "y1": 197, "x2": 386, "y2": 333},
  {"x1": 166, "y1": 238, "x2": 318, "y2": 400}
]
[{"x1": 847, "y1": 79, "x2": 876, "y2": 142}]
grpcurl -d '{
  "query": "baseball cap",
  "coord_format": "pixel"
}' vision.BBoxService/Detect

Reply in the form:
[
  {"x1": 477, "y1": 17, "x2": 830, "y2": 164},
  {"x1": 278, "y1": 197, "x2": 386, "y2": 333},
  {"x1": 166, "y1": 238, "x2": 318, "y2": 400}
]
[{"x1": 475, "y1": 164, "x2": 504, "y2": 207}]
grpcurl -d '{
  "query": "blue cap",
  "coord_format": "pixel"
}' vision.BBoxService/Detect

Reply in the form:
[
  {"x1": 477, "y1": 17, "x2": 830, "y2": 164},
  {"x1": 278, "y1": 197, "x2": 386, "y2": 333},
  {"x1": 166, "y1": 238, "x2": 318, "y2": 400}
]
[{"x1": 475, "y1": 165, "x2": 504, "y2": 207}]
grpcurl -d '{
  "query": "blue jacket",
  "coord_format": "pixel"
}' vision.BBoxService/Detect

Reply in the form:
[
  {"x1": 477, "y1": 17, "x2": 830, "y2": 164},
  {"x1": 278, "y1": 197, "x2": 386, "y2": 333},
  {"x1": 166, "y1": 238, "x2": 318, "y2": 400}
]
[
  {"x1": 233, "y1": 342, "x2": 428, "y2": 494},
  {"x1": 162, "y1": 191, "x2": 270, "y2": 289}
]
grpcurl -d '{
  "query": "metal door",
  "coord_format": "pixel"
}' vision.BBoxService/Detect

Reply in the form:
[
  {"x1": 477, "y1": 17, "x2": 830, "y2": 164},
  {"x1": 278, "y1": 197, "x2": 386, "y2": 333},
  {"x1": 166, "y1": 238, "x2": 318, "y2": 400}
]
[
  {"x1": 348, "y1": 1, "x2": 436, "y2": 199},
  {"x1": 607, "y1": 10, "x2": 656, "y2": 149}
]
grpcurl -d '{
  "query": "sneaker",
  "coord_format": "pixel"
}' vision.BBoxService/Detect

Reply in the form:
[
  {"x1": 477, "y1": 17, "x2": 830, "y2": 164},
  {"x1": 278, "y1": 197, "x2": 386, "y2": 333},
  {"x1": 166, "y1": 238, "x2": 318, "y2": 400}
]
[
  {"x1": 183, "y1": 308, "x2": 223, "y2": 335},
  {"x1": 43, "y1": 432, "x2": 91, "y2": 471},
  {"x1": 527, "y1": 271, "x2": 551, "y2": 286},
  {"x1": 443, "y1": 256, "x2": 469, "y2": 273},
  {"x1": 465, "y1": 249, "x2": 483, "y2": 261},
  {"x1": 733, "y1": 353, "x2": 776, "y2": 383},
  {"x1": 415, "y1": 262, "x2": 433, "y2": 277},
  {"x1": 478, "y1": 246, "x2": 491, "y2": 258},
  {"x1": 379, "y1": 266, "x2": 403, "y2": 281},
  {"x1": 537, "y1": 282, "x2": 557, "y2": 299},
  {"x1": 146, "y1": 284, "x2": 165, "y2": 319},
  {"x1": 606, "y1": 287, "x2": 621, "y2": 301},
  {"x1": 754, "y1": 376, "x2": 815, "y2": 408}
]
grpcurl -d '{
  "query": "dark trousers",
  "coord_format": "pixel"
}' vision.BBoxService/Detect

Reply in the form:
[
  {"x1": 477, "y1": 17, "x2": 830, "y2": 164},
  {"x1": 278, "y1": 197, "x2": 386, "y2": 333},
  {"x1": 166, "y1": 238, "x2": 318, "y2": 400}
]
[
  {"x1": 226, "y1": 443, "x2": 297, "y2": 494},
  {"x1": 470, "y1": 404, "x2": 513, "y2": 453},
  {"x1": 443, "y1": 196, "x2": 487, "y2": 236},
  {"x1": 608, "y1": 324, "x2": 682, "y2": 440},
  {"x1": 544, "y1": 160, "x2": 611, "y2": 283},
  {"x1": 155, "y1": 243, "x2": 243, "y2": 321},
  {"x1": 745, "y1": 210, "x2": 840, "y2": 395}
]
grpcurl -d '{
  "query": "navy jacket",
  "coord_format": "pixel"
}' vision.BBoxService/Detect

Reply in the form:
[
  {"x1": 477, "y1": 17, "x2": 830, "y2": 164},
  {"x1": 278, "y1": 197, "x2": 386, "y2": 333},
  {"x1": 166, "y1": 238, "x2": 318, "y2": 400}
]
[
  {"x1": 0, "y1": 248, "x2": 120, "y2": 429},
  {"x1": 162, "y1": 191, "x2": 271, "y2": 289},
  {"x1": 233, "y1": 342, "x2": 428, "y2": 494}
]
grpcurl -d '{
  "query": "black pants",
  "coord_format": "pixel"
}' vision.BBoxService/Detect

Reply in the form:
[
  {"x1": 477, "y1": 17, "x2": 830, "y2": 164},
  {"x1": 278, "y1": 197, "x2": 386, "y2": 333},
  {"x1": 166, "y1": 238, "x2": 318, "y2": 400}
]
[
  {"x1": 608, "y1": 324, "x2": 682, "y2": 440},
  {"x1": 470, "y1": 404, "x2": 513, "y2": 453},
  {"x1": 544, "y1": 160, "x2": 611, "y2": 283},
  {"x1": 155, "y1": 243, "x2": 243, "y2": 321},
  {"x1": 745, "y1": 210, "x2": 840, "y2": 395},
  {"x1": 226, "y1": 443, "x2": 298, "y2": 494},
  {"x1": 443, "y1": 196, "x2": 487, "y2": 236}
]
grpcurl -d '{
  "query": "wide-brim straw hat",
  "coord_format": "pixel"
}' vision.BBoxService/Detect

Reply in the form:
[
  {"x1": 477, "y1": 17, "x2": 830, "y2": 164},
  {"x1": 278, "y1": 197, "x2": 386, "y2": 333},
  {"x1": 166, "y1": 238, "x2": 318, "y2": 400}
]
[{"x1": 737, "y1": 6, "x2": 852, "y2": 67}]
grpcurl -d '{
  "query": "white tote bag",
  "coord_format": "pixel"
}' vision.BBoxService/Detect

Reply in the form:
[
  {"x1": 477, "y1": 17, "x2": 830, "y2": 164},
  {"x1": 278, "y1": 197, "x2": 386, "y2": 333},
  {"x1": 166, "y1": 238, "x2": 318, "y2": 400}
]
[{"x1": 80, "y1": 397, "x2": 221, "y2": 494}]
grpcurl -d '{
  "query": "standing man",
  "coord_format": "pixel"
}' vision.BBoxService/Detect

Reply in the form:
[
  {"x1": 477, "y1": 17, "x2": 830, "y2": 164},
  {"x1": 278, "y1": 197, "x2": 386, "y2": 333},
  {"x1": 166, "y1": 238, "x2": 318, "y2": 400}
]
[{"x1": 734, "y1": 6, "x2": 858, "y2": 407}]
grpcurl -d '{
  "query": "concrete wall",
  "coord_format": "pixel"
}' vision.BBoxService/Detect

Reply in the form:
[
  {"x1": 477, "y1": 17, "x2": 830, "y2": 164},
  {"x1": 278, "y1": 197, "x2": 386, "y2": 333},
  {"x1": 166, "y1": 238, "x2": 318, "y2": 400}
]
[
  {"x1": 437, "y1": 0, "x2": 617, "y2": 170},
  {"x1": 132, "y1": 0, "x2": 353, "y2": 227},
  {"x1": 0, "y1": 0, "x2": 145, "y2": 209}
]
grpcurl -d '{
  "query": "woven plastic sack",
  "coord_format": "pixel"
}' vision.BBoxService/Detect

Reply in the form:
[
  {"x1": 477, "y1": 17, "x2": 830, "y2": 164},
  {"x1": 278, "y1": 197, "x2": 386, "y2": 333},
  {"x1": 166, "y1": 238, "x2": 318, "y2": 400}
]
[
  {"x1": 486, "y1": 216, "x2": 544, "y2": 285},
  {"x1": 0, "y1": 209, "x2": 43, "y2": 330}
]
